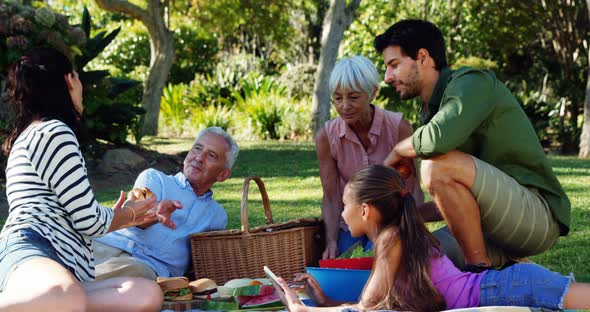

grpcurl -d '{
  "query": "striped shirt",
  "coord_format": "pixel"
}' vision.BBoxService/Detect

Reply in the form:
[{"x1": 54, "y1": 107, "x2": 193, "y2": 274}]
[{"x1": 1, "y1": 120, "x2": 113, "y2": 281}]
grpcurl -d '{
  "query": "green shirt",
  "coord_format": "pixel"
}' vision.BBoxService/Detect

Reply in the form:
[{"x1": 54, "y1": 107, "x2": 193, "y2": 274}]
[{"x1": 412, "y1": 67, "x2": 571, "y2": 235}]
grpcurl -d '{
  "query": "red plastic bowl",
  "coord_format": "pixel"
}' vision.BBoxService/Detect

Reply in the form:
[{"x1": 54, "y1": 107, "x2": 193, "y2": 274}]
[{"x1": 319, "y1": 257, "x2": 373, "y2": 270}]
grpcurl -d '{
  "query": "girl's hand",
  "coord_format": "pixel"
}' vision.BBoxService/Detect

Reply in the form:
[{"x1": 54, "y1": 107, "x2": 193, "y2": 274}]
[
  {"x1": 275, "y1": 277, "x2": 308, "y2": 312},
  {"x1": 293, "y1": 273, "x2": 329, "y2": 306}
]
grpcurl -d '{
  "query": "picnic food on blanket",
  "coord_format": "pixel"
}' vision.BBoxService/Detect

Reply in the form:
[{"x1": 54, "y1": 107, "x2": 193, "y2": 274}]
[
  {"x1": 157, "y1": 276, "x2": 192, "y2": 301},
  {"x1": 190, "y1": 278, "x2": 218, "y2": 299},
  {"x1": 234, "y1": 283, "x2": 282, "y2": 309},
  {"x1": 215, "y1": 277, "x2": 283, "y2": 309}
]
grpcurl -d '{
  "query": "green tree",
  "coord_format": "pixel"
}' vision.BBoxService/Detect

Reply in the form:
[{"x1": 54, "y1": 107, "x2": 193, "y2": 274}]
[
  {"x1": 94, "y1": 0, "x2": 175, "y2": 136},
  {"x1": 190, "y1": 0, "x2": 292, "y2": 67},
  {"x1": 341, "y1": 0, "x2": 589, "y2": 152},
  {"x1": 579, "y1": 0, "x2": 590, "y2": 158},
  {"x1": 310, "y1": 0, "x2": 362, "y2": 135}
]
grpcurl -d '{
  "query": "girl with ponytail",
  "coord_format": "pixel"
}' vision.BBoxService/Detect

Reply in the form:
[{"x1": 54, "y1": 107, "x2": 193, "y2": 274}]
[{"x1": 274, "y1": 165, "x2": 590, "y2": 311}]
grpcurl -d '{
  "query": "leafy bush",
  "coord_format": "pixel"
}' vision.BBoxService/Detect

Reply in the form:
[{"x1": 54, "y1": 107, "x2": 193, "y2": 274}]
[
  {"x1": 507, "y1": 77, "x2": 560, "y2": 148},
  {"x1": 169, "y1": 26, "x2": 219, "y2": 84},
  {"x1": 188, "y1": 72, "x2": 238, "y2": 108},
  {"x1": 238, "y1": 73, "x2": 286, "y2": 99},
  {"x1": 279, "y1": 97, "x2": 312, "y2": 140},
  {"x1": 278, "y1": 63, "x2": 317, "y2": 99},
  {"x1": 75, "y1": 7, "x2": 144, "y2": 147},
  {"x1": 101, "y1": 22, "x2": 219, "y2": 84},
  {"x1": 0, "y1": 1, "x2": 86, "y2": 73},
  {"x1": 0, "y1": 3, "x2": 143, "y2": 152},
  {"x1": 100, "y1": 21, "x2": 149, "y2": 74},
  {"x1": 160, "y1": 83, "x2": 189, "y2": 136},
  {"x1": 452, "y1": 56, "x2": 499, "y2": 71},
  {"x1": 244, "y1": 94, "x2": 286, "y2": 140},
  {"x1": 234, "y1": 77, "x2": 288, "y2": 140},
  {"x1": 190, "y1": 104, "x2": 233, "y2": 132}
]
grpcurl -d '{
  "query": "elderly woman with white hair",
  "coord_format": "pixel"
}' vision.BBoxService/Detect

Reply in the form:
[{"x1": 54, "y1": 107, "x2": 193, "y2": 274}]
[{"x1": 316, "y1": 55, "x2": 423, "y2": 259}]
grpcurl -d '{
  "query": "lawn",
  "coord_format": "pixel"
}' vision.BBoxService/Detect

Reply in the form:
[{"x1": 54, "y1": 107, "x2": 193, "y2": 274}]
[{"x1": 6, "y1": 138, "x2": 590, "y2": 281}]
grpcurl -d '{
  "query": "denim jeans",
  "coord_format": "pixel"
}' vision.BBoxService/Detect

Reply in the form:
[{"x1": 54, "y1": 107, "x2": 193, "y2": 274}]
[
  {"x1": 0, "y1": 228, "x2": 68, "y2": 292},
  {"x1": 479, "y1": 263, "x2": 573, "y2": 309}
]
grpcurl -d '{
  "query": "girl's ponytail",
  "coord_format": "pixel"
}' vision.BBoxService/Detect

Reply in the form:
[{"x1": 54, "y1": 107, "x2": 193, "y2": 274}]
[
  {"x1": 397, "y1": 194, "x2": 446, "y2": 311},
  {"x1": 349, "y1": 165, "x2": 445, "y2": 311}
]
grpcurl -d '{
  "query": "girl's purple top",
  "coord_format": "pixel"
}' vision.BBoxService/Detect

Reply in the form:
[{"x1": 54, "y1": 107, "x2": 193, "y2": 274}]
[{"x1": 430, "y1": 255, "x2": 487, "y2": 309}]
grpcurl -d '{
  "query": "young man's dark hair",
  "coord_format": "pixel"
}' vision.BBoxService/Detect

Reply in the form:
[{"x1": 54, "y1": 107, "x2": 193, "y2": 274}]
[{"x1": 374, "y1": 19, "x2": 448, "y2": 70}]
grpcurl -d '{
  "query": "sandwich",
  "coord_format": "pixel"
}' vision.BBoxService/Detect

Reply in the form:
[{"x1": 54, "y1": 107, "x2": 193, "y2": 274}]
[
  {"x1": 190, "y1": 278, "x2": 218, "y2": 299},
  {"x1": 157, "y1": 277, "x2": 192, "y2": 301},
  {"x1": 130, "y1": 187, "x2": 155, "y2": 200}
]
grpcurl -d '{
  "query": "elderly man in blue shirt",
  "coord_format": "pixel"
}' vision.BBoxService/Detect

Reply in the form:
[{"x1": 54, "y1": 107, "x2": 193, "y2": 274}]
[{"x1": 92, "y1": 127, "x2": 239, "y2": 279}]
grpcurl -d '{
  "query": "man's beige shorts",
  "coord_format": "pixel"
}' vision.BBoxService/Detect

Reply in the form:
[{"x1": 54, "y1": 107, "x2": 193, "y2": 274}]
[
  {"x1": 434, "y1": 156, "x2": 560, "y2": 268},
  {"x1": 93, "y1": 241, "x2": 157, "y2": 280}
]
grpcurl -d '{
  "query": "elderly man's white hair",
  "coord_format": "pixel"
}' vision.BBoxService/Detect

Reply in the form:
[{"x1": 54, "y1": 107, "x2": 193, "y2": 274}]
[
  {"x1": 329, "y1": 55, "x2": 379, "y2": 97},
  {"x1": 194, "y1": 127, "x2": 239, "y2": 169}
]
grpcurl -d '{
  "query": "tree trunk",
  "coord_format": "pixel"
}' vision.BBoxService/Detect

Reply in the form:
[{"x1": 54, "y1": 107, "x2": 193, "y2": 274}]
[
  {"x1": 311, "y1": 0, "x2": 361, "y2": 136},
  {"x1": 579, "y1": 0, "x2": 590, "y2": 158},
  {"x1": 94, "y1": 0, "x2": 175, "y2": 136},
  {"x1": 141, "y1": 2, "x2": 174, "y2": 135}
]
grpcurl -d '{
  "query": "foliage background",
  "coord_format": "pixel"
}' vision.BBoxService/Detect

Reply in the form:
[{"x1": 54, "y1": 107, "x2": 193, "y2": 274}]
[{"x1": 30, "y1": 0, "x2": 586, "y2": 153}]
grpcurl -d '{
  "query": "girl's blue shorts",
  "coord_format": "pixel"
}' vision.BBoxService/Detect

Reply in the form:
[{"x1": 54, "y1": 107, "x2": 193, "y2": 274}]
[{"x1": 480, "y1": 263, "x2": 574, "y2": 309}]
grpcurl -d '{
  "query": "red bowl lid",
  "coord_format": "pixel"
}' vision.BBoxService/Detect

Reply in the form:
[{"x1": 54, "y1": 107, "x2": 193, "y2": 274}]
[{"x1": 319, "y1": 257, "x2": 373, "y2": 270}]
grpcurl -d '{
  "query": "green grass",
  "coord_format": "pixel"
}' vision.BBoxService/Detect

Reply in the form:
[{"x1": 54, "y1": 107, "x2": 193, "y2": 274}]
[
  {"x1": 8, "y1": 139, "x2": 590, "y2": 281},
  {"x1": 529, "y1": 156, "x2": 590, "y2": 281}
]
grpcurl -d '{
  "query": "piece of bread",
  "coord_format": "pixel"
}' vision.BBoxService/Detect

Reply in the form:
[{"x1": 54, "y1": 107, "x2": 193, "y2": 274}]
[
  {"x1": 156, "y1": 276, "x2": 189, "y2": 292},
  {"x1": 130, "y1": 187, "x2": 155, "y2": 200},
  {"x1": 190, "y1": 278, "x2": 218, "y2": 298},
  {"x1": 157, "y1": 277, "x2": 192, "y2": 301}
]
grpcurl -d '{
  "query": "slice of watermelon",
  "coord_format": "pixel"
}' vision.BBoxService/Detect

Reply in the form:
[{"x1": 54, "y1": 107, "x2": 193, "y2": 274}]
[
  {"x1": 233, "y1": 284, "x2": 275, "y2": 297},
  {"x1": 239, "y1": 293, "x2": 283, "y2": 309}
]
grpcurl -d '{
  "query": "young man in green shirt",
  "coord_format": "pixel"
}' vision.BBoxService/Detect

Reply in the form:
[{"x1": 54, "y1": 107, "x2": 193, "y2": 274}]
[{"x1": 373, "y1": 19, "x2": 571, "y2": 272}]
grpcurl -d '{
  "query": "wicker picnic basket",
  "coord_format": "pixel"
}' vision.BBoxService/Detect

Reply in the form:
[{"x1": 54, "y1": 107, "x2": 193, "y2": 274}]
[{"x1": 189, "y1": 176, "x2": 323, "y2": 284}]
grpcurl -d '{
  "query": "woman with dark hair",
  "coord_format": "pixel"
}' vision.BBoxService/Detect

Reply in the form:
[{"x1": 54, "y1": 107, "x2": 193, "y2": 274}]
[
  {"x1": 274, "y1": 165, "x2": 590, "y2": 311},
  {"x1": 0, "y1": 48, "x2": 172, "y2": 311}
]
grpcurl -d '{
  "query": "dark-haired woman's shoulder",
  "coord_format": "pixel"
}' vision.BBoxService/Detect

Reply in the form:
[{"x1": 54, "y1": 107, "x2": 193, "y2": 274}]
[
  {"x1": 13, "y1": 119, "x2": 76, "y2": 149},
  {"x1": 22, "y1": 119, "x2": 74, "y2": 136}
]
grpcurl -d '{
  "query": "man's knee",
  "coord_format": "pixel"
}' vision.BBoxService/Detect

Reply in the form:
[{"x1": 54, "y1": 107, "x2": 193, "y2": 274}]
[
  {"x1": 420, "y1": 151, "x2": 476, "y2": 191},
  {"x1": 420, "y1": 158, "x2": 454, "y2": 193}
]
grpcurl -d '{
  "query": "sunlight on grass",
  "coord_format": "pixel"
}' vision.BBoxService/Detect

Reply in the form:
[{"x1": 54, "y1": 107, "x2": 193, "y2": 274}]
[
  {"x1": 94, "y1": 141, "x2": 590, "y2": 281},
  {"x1": 528, "y1": 156, "x2": 590, "y2": 281}
]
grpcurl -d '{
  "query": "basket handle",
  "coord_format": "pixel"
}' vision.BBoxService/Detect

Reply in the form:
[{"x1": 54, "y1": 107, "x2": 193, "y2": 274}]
[{"x1": 240, "y1": 176, "x2": 273, "y2": 233}]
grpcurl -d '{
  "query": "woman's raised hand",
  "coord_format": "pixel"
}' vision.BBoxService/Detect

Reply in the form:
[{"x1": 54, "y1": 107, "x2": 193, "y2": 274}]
[{"x1": 123, "y1": 191, "x2": 183, "y2": 229}]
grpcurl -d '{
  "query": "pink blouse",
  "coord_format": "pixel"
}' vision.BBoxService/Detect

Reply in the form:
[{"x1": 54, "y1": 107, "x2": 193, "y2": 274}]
[{"x1": 324, "y1": 105, "x2": 420, "y2": 229}]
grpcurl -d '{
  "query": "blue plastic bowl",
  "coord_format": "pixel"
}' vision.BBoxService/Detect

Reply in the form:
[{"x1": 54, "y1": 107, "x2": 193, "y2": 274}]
[{"x1": 306, "y1": 267, "x2": 370, "y2": 302}]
